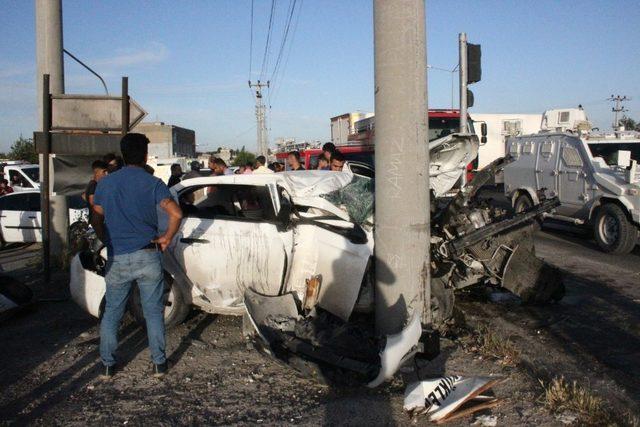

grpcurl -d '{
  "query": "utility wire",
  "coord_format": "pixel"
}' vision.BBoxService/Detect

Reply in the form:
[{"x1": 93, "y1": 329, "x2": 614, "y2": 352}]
[
  {"x1": 269, "y1": 0, "x2": 303, "y2": 106},
  {"x1": 269, "y1": 0, "x2": 297, "y2": 93},
  {"x1": 259, "y1": 0, "x2": 277, "y2": 81}
]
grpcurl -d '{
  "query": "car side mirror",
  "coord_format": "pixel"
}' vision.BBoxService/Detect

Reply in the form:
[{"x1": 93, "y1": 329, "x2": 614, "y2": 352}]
[{"x1": 481, "y1": 122, "x2": 487, "y2": 137}]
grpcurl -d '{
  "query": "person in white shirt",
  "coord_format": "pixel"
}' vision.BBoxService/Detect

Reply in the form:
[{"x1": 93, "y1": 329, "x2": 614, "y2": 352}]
[{"x1": 253, "y1": 155, "x2": 274, "y2": 174}]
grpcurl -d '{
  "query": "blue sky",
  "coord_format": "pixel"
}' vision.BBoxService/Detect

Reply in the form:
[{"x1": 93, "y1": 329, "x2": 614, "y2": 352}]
[{"x1": 1, "y1": 0, "x2": 639, "y2": 153}]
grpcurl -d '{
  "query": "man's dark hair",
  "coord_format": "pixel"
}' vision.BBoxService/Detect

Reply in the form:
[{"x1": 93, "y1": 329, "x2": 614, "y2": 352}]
[
  {"x1": 91, "y1": 160, "x2": 108, "y2": 171},
  {"x1": 256, "y1": 155, "x2": 266, "y2": 165},
  {"x1": 330, "y1": 150, "x2": 345, "y2": 162},
  {"x1": 288, "y1": 151, "x2": 301, "y2": 161},
  {"x1": 171, "y1": 163, "x2": 181, "y2": 173},
  {"x1": 268, "y1": 163, "x2": 277, "y2": 172},
  {"x1": 190, "y1": 160, "x2": 201, "y2": 171},
  {"x1": 120, "y1": 133, "x2": 149, "y2": 166},
  {"x1": 214, "y1": 158, "x2": 227, "y2": 168},
  {"x1": 322, "y1": 142, "x2": 336, "y2": 154}
]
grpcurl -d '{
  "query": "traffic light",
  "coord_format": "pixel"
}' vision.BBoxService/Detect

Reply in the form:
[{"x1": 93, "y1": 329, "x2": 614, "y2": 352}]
[{"x1": 467, "y1": 43, "x2": 481, "y2": 84}]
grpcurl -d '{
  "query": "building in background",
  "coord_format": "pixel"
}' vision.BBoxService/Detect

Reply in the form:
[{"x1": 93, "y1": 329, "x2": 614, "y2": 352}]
[
  {"x1": 135, "y1": 122, "x2": 196, "y2": 159},
  {"x1": 273, "y1": 137, "x2": 322, "y2": 154},
  {"x1": 330, "y1": 111, "x2": 374, "y2": 145}
]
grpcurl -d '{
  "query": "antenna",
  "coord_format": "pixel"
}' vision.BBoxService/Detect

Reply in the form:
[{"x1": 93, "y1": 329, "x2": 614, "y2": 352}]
[{"x1": 607, "y1": 95, "x2": 630, "y2": 130}]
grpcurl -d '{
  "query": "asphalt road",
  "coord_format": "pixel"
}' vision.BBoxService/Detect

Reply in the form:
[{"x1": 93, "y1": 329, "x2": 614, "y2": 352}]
[{"x1": 535, "y1": 222, "x2": 640, "y2": 299}]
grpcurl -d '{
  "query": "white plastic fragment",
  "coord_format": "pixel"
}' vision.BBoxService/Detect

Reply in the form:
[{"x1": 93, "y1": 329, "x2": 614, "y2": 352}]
[{"x1": 404, "y1": 375, "x2": 504, "y2": 423}]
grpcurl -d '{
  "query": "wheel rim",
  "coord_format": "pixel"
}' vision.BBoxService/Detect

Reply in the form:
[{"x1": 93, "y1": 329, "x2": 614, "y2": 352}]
[
  {"x1": 163, "y1": 287, "x2": 176, "y2": 320},
  {"x1": 598, "y1": 214, "x2": 619, "y2": 246}
]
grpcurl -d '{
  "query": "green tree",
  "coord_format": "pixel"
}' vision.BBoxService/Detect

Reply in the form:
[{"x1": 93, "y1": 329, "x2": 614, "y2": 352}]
[
  {"x1": 232, "y1": 147, "x2": 256, "y2": 167},
  {"x1": 620, "y1": 116, "x2": 640, "y2": 131},
  {"x1": 9, "y1": 136, "x2": 38, "y2": 164}
]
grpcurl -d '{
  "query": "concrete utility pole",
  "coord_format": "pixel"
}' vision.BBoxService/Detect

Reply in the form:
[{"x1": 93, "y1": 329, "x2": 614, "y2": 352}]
[
  {"x1": 36, "y1": 0, "x2": 68, "y2": 267},
  {"x1": 373, "y1": 0, "x2": 430, "y2": 335},
  {"x1": 458, "y1": 32, "x2": 468, "y2": 134},
  {"x1": 608, "y1": 95, "x2": 630, "y2": 130},
  {"x1": 249, "y1": 80, "x2": 270, "y2": 157}
]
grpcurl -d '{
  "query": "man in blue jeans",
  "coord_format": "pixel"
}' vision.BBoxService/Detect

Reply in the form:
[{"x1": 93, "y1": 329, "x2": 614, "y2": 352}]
[{"x1": 91, "y1": 133, "x2": 183, "y2": 379}]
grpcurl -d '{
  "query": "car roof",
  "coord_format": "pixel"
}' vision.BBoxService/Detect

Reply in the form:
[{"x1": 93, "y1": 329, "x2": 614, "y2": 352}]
[{"x1": 173, "y1": 170, "x2": 357, "y2": 201}]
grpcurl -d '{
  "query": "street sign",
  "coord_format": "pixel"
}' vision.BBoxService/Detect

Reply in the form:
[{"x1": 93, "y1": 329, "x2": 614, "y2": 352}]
[{"x1": 51, "y1": 95, "x2": 146, "y2": 131}]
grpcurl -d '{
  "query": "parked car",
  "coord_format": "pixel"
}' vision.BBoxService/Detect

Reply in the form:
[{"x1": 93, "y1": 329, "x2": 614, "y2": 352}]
[
  {"x1": 504, "y1": 132, "x2": 640, "y2": 253},
  {"x1": 0, "y1": 191, "x2": 87, "y2": 244}
]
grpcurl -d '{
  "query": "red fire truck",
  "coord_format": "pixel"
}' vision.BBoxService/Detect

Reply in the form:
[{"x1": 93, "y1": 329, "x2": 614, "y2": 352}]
[{"x1": 275, "y1": 109, "x2": 480, "y2": 180}]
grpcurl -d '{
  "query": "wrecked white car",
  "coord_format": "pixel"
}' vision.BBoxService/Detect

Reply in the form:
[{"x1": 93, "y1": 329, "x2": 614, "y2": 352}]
[{"x1": 70, "y1": 134, "x2": 562, "y2": 386}]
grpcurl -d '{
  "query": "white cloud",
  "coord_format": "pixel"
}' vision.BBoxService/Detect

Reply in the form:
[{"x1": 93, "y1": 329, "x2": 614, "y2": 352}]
[{"x1": 92, "y1": 42, "x2": 169, "y2": 69}]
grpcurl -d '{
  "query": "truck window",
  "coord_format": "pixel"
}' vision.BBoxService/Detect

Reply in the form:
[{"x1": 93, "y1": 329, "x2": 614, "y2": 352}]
[
  {"x1": 588, "y1": 142, "x2": 640, "y2": 166},
  {"x1": 22, "y1": 167, "x2": 40, "y2": 183},
  {"x1": 561, "y1": 146, "x2": 583, "y2": 168},
  {"x1": 428, "y1": 117, "x2": 460, "y2": 141}
]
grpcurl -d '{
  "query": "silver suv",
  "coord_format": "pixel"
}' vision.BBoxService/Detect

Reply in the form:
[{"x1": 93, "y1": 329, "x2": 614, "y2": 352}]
[{"x1": 504, "y1": 132, "x2": 640, "y2": 254}]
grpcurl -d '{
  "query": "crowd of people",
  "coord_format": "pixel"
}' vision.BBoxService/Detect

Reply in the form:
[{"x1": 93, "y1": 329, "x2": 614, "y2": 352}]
[{"x1": 163, "y1": 142, "x2": 348, "y2": 188}]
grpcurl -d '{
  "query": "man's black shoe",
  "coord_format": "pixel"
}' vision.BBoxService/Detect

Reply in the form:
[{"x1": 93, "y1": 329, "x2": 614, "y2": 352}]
[
  {"x1": 153, "y1": 362, "x2": 168, "y2": 378},
  {"x1": 100, "y1": 364, "x2": 115, "y2": 380}
]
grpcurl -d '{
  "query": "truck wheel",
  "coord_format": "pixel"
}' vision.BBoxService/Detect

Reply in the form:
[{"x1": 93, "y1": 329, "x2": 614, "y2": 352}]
[
  {"x1": 593, "y1": 203, "x2": 637, "y2": 254},
  {"x1": 514, "y1": 193, "x2": 534, "y2": 213},
  {"x1": 430, "y1": 276, "x2": 455, "y2": 329},
  {"x1": 130, "y1": 275, "x2": 190, "y2": 329}
]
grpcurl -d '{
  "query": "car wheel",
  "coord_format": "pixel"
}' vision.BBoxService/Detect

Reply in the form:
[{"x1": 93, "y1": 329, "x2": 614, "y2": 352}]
[
  {"x1": 430, "y1": 276, "x2": 454, "y2": 329},
  {"x1": 514, "y1": 193, "x2": 534, "y2": 213},
  {"x1": 129, "y1": 274, "x2": 190, "y2": 329},
  {"x1": 593, "y1": 203, "x2": 637, "y2": 254}
]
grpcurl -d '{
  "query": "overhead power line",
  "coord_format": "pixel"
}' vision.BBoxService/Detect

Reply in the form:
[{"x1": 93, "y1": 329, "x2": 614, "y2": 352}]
[
  {"x1": 269, "y1": 0, "x2": 303, "y2": 106},
  {"x1": 269, "y1": 0, "x2": 297, "y2": 90},
  {"x1": 259, "y1": 0, "x2": 277, "y2": 81}
]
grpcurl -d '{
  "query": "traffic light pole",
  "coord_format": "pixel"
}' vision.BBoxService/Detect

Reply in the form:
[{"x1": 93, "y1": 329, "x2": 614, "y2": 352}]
[{"x1": 459, "y1": 32, "x2": 468, "y2": 134}]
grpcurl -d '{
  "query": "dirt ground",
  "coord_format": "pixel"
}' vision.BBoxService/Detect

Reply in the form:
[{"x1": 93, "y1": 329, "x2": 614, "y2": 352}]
[{"x1": 1, "y1": 220, "x2": 639, "y2": 425}]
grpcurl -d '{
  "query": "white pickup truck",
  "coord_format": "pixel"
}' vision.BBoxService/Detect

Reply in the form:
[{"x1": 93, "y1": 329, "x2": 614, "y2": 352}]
[{"x1": 504, "y1": 132, "x2": 640, "y2": 253}]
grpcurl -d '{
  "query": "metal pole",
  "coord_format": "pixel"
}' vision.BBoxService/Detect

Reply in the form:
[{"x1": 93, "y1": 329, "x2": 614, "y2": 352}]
[
  {"x1": 459, "y1": 32, "x2": 468, "y2": 133},
  {"x1": 121, "y1": 77, "x2": 129, "y2": 135},
  {"x1": 41, "y1": 75, "x2": 51, "y2": 285},
  {"x1": 373, "y1": 0, "x2": 430, "y2": 335},
  {"x1": 36, "y1": 0, "x2": 68, "y2": 272}
]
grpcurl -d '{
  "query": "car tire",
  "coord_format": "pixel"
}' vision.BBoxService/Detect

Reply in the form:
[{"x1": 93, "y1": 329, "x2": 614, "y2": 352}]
[
  {"x1": 129, "y1": 274, "x2": 190, "y2": 329},
  {"x1": 593, "y1": 203, "x2": 637, "y2": 254},
  {"x1": 514, "y1": 193, "x2": 534, "y2": 213},
  {"x1": 430, "y1": 276, "x2": 455, "y2": 329}
]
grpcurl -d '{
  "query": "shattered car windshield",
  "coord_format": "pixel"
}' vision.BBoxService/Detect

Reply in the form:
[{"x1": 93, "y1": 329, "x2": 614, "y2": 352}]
[
  {"x1": 321, "y1": 175, "x2": 374, "y2": 225},
  {"x1": 588, "y1": 142, "x2": 640, "y2": 165}
]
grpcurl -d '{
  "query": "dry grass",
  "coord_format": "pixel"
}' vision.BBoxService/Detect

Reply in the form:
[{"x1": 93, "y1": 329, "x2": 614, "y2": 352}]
[
  {"x1": 538, "y1": 376, "x2": 622, "y2": 426},
  {"x1": 475, "y1": 326, "x2": 521, "y2": 367}
]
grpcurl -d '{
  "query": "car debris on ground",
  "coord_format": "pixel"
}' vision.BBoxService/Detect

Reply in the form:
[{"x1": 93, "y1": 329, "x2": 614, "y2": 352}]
[{"x1": 403, "y1": 375, "x2": 504, "y2": 423}]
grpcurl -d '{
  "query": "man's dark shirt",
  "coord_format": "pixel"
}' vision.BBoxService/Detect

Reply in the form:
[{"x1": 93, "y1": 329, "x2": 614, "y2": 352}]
[
  {"x1": 168, "y1": 175, "x2": 181, "y2": 187},
  {"x1": 85, "y1": 179, "x2": 97, "y2": 221}
]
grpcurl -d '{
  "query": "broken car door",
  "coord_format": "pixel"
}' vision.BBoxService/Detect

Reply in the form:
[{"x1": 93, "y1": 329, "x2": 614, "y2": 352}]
[{"x1": 170, "y1": 184, "x2": 288, "y2": 311}]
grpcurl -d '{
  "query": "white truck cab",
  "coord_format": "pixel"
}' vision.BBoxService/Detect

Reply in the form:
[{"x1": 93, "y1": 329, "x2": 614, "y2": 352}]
[
  {"x1": 504, "y1": 132, "x2": 640, "y2": 254},
  {"x1": 0, "y1": 164, "x2": 40, "y2": 192}
]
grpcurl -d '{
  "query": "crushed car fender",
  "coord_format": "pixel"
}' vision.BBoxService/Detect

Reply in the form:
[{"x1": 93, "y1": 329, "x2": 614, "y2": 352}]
[{"x1": 367, "y1": 308, "x2": 423, "y2": 388}]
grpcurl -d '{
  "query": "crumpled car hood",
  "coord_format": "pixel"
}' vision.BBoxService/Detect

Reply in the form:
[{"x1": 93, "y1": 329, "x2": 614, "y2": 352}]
[{"x1": 429, "y1": 133, "x2": 479, "y2": 196}]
